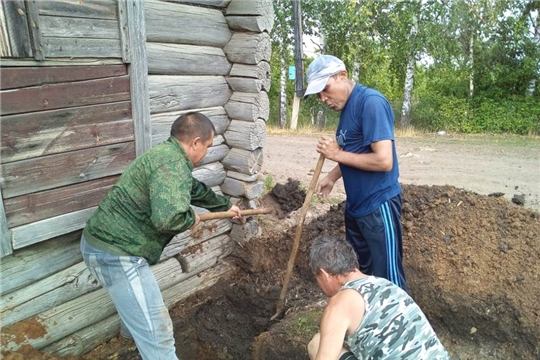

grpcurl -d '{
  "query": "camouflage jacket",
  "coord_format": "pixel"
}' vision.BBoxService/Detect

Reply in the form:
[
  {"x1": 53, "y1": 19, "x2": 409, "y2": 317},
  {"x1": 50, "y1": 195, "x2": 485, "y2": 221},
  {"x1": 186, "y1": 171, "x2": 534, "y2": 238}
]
[
  {"x1": 343, "y1": 276, "x2": 449, "y2": 360},
  {"x1": 84, "y1": 136, "x2": 231, "y2": 265}
]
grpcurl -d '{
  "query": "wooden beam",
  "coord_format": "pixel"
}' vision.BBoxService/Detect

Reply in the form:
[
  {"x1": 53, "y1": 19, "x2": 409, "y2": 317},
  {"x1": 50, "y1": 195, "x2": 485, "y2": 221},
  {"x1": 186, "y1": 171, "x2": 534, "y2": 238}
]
[
  {"x1": 145, "y1": 0, "x2": 231, "y2": 48},
  {"x1": 162, "y1": 0, "x2": 231, "y2": 7},
  {"x1": 223, "y1": 32, "x2": 271, "y2": 65},
  {"x1": 224, "y1": 119, "x2": 266, "y2": 151},
  {"x1": 192, "y1": 161, "x2": 227, "y2": 187},
  {"x1": 38, "y1": 0, "x2": 118, "y2": 20},
  {"x1": 2, "y1": 141, "x2": 135, "y2": 199},
  {"x1": 221, "y1": 177, "x2": 264, "y2": 199},
  {"x1": 197, "y1": 144, "x2": 229, "y2": 166},
  {"x1": 0, "y1": 188, "x2": 13, "y2": 258},
  {"x1": 230, "y1": 61, "x2": 271, "y2": 90},
  {"x1": 11, "y1": 207, "x2": 97, "y2": 250},
  {"x1": 117, "y1": 0, "x2": 130, "y2": 63},
  {"x1": 0, "y1": 1, "x2": 12, "y2": 57},
  {"x1": 149, "y1": 75, "x2": 230, "y2": 114},
  {"x1": 178, "y1": 234, "x2": 232, "y2": 272},
  {"x1": 42, "y1": 37, "x2": 122, "y2": 58},
  {"x1": 0, "y1": 64, "x2": 127, "y2": 90},
  {"x1": 147, "y1": 42, "x2": 231, "y2": 76},
  {"x1": 39, "y1": 15, "x2": 121, "y2": 39},
  {"x1": 0, "y1": 231, "x2": 82, "y2": 295},
  {"x1": 222, "y1": 148, "x2": 263, "y2": 175},
  {"x1": 25, "y1": 0, "x2": 44, "y2": 60},
  {"x1": 0, "y1": 75, "x2": 130, "y2": 116},
  {"x1": 0, "y1": 58, "x2": 124, "y2": 67},
  {"x1": 224, "y1": 91, "x2": 270, "y2": 122},
  {"x1": 124, "y1": 0, "x2": 151, "y2": 156},
  {"x1": 3, "y1": 0, "x2": 32, "y2": 57}
]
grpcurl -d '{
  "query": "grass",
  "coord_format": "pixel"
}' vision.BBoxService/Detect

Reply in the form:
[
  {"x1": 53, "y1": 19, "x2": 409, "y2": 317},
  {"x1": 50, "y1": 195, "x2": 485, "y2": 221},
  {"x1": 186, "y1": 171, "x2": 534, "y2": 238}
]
[{"x1": 263, "y1": 174, "x2": 275, "y2": 195}]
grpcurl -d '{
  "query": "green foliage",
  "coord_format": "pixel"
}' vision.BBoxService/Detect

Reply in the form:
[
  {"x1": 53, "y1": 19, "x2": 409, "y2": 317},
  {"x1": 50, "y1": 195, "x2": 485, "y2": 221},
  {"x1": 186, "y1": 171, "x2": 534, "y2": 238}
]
[{"x1": 263, "y1": 174, "x2": 275, "y2": 195}]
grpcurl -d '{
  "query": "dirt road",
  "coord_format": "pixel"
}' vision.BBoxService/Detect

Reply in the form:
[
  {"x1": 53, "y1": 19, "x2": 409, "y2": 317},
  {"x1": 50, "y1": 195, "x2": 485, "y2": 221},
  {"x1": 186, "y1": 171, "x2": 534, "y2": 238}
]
[{"x1": 262, "y1": 134, "x2": 540, "y2": 212}]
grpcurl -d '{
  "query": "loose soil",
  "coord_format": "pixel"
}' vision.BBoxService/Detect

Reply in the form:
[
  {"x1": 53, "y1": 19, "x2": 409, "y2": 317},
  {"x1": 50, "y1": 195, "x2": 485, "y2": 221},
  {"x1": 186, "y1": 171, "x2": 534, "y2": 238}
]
[{"x1": 3, "y1": 135, "x2": 539, "y2": 360}]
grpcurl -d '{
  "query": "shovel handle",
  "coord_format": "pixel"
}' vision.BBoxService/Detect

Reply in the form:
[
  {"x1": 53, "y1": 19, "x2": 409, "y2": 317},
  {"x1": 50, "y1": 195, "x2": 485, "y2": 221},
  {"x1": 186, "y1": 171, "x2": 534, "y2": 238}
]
[{"x1": 198, "y1": 208, "x2": 271, "y2": 221}]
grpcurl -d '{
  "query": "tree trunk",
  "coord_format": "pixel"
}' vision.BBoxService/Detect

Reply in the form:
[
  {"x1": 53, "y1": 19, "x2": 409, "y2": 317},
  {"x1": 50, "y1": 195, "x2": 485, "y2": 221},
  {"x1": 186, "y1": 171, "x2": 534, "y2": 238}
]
[
  {"x1": 279, "y1": 51, "x2": 287, "y2": 128},
  {"x1": 469, "y1": 34, "x2": 474, "y2": 98},
  {"x1": 400, "y1": 15, "x2": 418, "y2": 130}
]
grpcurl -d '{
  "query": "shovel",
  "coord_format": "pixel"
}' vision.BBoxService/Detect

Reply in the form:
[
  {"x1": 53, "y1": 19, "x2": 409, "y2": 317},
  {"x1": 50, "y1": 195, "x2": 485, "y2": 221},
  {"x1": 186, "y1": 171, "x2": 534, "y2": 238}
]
[
  {"x1": 199, "y1": 208, "x2": 271, "y2": 221},
  {"x1": 271, "y1": 153, "x2": 325, "y2": 320}
]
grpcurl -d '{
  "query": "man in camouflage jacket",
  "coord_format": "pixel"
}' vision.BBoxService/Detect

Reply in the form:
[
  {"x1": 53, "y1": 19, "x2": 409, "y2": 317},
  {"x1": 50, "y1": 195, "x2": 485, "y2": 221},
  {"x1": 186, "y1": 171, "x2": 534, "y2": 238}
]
[{"x1": 81, "y1": 112, "x2": 241, "y2": 360}]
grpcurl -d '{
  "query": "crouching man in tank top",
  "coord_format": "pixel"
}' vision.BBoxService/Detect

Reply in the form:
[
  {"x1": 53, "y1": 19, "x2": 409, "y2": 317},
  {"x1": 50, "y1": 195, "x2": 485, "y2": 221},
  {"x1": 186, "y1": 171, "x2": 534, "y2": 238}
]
[{"x1": 307, "y1": 235, "x2": 449, "y2": 360}]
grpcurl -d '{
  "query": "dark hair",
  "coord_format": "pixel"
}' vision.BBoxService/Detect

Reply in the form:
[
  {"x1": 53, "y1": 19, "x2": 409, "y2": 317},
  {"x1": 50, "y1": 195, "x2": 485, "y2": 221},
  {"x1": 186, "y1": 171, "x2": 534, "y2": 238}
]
[
  {"x1": 170, "y1": 112, "x2": 216, "y2": 142},
  {"x1": 309, "y1": 235, "x2": 359, "y2": 276}
]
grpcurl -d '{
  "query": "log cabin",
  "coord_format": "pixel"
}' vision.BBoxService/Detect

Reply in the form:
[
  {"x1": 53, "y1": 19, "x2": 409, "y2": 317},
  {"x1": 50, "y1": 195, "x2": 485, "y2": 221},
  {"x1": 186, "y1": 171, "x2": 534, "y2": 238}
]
[{"x1": 0, "y1": 0, "x2": 273, "y2": 356}]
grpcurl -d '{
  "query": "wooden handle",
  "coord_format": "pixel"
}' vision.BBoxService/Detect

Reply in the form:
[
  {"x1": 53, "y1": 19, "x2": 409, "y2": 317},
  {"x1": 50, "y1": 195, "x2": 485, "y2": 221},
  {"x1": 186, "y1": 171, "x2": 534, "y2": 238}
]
[
  {"x1": 272, "y1": 153, "x2": 325, "y2": 320},
  {"x1": 198, "y1": 208, "x2": 272, "y2": 221}
]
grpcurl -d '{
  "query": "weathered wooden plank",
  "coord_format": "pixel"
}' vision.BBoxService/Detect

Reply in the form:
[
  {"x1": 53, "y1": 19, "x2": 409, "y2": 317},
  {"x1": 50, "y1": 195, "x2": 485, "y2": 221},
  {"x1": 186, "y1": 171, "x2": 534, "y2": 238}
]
[
  {"x1": 151, "y1": 106, "x2": 230, "y2": 147},
  {"x1": 230, "y1": 61, "x2": 270, "y2": 80},
  {"x1": 3, "y1": 0, "x2": 32, "y2": 57},
  {"x1": 221, "y1": 177, "x2": 264, "y2": 199},
  {"x1": 145, "y1": 0, "x2": 231, "y2": 48},
  {"x1": 0, "y1": 75, "x2": 130, "y2": 116},
  {"x1": 213, "y1": 135, "x2": 225, "y2": 146},
  {"x1": 222, "y1": 148, "x2": 263, "y2": 175},
  {"x1": 25, "y1": 0, "x2": 44, "y2": 60},
  {"x1": 125, "y1": 0, "x2": 151, "y2": 157},
  {"x1": 226, "y1": 15, "x2": 274, "y2": 33},
  {"x1": 163, "y1": 0, "x2": 231, "y2": 8},
  {"x1": 117, "y1": 0, "x2": 130, "y2": 62},
  {"x1": 0, "y1": 58, "x2": 124, "y2": 67},
  {"x1": 198, "y1": 144, "x2": 229, "y2": 166},
  {"x1": 4, "y1": 176, "x2": 119, "y2": 228},
  {"x1": 0, "y1": 65, "x2": 127, "y2": 90},
  {"x1": 1, "y1": 102, "x2": 132, "y2": 164},
  {"x1": 149, "y1": 75, "x2": 230, "y2": 114},
  {"x1": 227, "y1": 170, "x2": 260, "y2": 182},
  {"x1": 179, "y1": 234, "x2": 232, "y2": 272},
  {"x1": 43, "y1": 37, "x2": 122, "y2": 58},
  {"x1": 11, "y1": 207, "x2": 96, "y2": 250},
  {"x1": 230, "y1": 218, "x2": 261, "y2": 244},
  {"x1": 225, "y1": 0, "x2": 273, "y2": 16},
  {"x1": 147, "y1": 42, "x2": 231, "y2": 76},
  {"x1": 1, "y1": 257, "x2": 194, "y2": 352},
  {"x1": 0, "y1": 262, "x2": 98, "y2": 327},
  {"x1": 2, "y1": 141, "x2": 135, "y2": 199},
  {"x1": 38, "y1": 0, "x2": 118, "y2": 20},
  {"x1": 192, "y1": 161, "x2": 227, "y2": 187},
  {"x1": 0, "y1": 1, "x2": 12, "y2": 57},
  {"x1": 161, "y1": 218, "x2": 232, "y2": 261},
  {"x1": 223, "y1": 32, "x2": 271, "y2": 65},
  {"x1": 224, "y1": 91, "x2": 270, "y2": 122},
  {"x1": 0, "y1": 188, "x2": 12, "y2": 258},
  {"x1": 227, "y1": 76, "x2": 269, "y2": 93},
  {"x1": 39, "y1": 15, "x2": 120, "y2": 39},
  {"x1": 0, "y1": 231, "x2": 82, "y2": 295},
  {"x1": 224, "y1": 119, "x2": 266, "y2": 150}
]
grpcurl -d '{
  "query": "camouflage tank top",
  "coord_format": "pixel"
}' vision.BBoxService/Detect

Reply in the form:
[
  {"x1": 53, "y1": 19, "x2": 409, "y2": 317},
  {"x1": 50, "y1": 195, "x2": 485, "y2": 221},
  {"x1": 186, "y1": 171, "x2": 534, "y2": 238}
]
[{"x1": 342, "y1": 276, "x2": 449, "y2": 360}]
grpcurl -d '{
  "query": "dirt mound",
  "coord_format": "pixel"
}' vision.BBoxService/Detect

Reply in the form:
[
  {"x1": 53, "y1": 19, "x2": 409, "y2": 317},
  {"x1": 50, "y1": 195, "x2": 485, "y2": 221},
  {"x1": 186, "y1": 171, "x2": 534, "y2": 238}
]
[{"x1": 269, "y1": 178, "x2": 306, "y2": 216}]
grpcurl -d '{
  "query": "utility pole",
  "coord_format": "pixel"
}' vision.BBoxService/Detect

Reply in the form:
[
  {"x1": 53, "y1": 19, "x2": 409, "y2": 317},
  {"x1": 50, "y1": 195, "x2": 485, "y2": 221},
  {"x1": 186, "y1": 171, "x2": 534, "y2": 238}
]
[{"x1": 290, "y1": 0, "x2": 303, "y2": 130}]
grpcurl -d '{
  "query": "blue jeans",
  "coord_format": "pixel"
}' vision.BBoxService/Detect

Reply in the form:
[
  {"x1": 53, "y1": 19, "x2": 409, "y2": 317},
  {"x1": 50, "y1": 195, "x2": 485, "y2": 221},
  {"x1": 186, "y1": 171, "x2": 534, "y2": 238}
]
[
  {"x1": 345, "y1": 194, "x2": 407, "y2": 292},
  {"x1": 81, "y1": 235, "x2": 178, "y2": 360}
]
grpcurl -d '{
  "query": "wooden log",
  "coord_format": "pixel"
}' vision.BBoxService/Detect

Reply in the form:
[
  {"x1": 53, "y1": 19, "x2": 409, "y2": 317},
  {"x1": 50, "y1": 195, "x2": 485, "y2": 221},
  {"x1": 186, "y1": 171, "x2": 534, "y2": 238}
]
[
  {"x1": 39, "y1": 15, "x2": 120, "y2": 39},
  {"x1": 149, "y1": 75, "x2": 230, "y2": 114},
  {"x1": 230, "y1": 62, "x2": 271, "y2": 90},
  {"x1": 192, "y1": 161, "x2": 226, "y2": 187},
  {"x1": 11, "y1": 207, "x2": 96, "y2": 250},
  {"x1": 198, "y1": 144, "x2": 229, "y2": 166},
  {"x1": 225, "y1": 0, "x2": 273, "y2": 17},
  {"x1": 1, "y1": 103, "x2": 133, "y2": 164},
  {"x1": 4, "y1": 176, "x2": 118, "y2": 228},
  {"x1": 0, "y1": 258, "x2": 183, "y2": 352},
  {"x1": 151, "y1": 106, "x2": 230, "y2": 146},
  {"x1": 145, "y1": 0, "x2": 231, "y2": 48},
  {"x1": 3, "y1": 0, "x2": 32, "y2": 57},
  {"x1": 117, "y1": 0, "x2": 130, "y2": 62},
  {"x1": 161, "y1": 218, "x2": 232, "y2": 261},
  {"x1": 226, "y1": 15, "x2": 274, "y2": 33},
  {"x1": 213, "y1": 135, "x2": 225, "y2": 146},
  {"x1": 0, "y1": 231, "x2": 82, "y2": 295},
  {"x1": 162, "y1": 0, "x2": 231, "y2": 7},
  {"x1": 147, "y1": 42, "x2": 231, "y2": 76},
  {"x1": 223, "y1": 32, "x2": 271, "y2": 65},
  {"x1": 225, "y1": 91, "x2": 269, "y2": 122},
  {"x1": 221, "y1": 177, "x2": 264, "y2": 199},
  {"x1": 38, "y1": 0, "x2": 118, "y2": 20},
  {"x1": 227, "y1": 77, "x2": 265, "y2": 93},
  {"x1": 125, "y1": 0, "x2": 151, "y2": 157},
  {"x1": 0, "y1": 65, "x2": 127, "y2": 90},
  {"x1": 222, "y1": 148, "x2": 263, "y2": 175},
  {"x1": 43, "y1": 37, "x2": 122, "y2": 58},
  {"x1": 0, "y1": 58, "x2": 124, "y2": 67},
  {"x1": 226, "y1": 170, "x2": 261, "y2": 182},
  {"x1": 178, "y1": 234, "x2": 233, "y2": 272},
  {"x1": 0, "y1": 75, "x2": 130, "y2": 116},
  {"x1": 230, "y1": 218, "x2": 261, "y2": 244},
  {"x1": 224, "y1": 119, "x2": 266, "y2": 151},
  {"x1": 25, "y1": 0, "x2": 44, "y2": 61},
  {"x1": 2, "y1": 141, "x2": 135, "y2": 199},
  {"x1": 0, "y1": 262, "x2": 99, "y2": 327},
  {"x1": 0, "y1": 1, "x2": 12, "y2": 57}
]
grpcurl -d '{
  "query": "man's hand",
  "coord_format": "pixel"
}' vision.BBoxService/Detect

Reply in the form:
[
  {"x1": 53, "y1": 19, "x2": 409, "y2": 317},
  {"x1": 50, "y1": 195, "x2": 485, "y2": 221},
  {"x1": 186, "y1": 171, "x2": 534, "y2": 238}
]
[
  {"x1": 229, "y1": 205, "x2": 242, "y2": 220},
  {"x1": 316, "y1": 176, "x2": 335, "y2": 200},
  {"x1": 317, "y1": 135, "x2": 341, "y2": 161}
]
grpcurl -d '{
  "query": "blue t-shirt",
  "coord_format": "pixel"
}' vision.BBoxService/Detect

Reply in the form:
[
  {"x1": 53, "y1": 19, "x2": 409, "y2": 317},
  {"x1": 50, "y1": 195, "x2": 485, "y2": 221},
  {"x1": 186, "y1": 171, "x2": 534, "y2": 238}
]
[{"x1": 337, "y1": 84, "x2": 401, "y2": 217}]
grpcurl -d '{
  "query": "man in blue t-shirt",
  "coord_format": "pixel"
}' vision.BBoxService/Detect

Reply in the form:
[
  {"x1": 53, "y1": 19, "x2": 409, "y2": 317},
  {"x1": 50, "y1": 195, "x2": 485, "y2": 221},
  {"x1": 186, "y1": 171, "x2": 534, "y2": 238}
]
[{"x1": 304, "y1": 55, "x2": 407, "y2": 291}]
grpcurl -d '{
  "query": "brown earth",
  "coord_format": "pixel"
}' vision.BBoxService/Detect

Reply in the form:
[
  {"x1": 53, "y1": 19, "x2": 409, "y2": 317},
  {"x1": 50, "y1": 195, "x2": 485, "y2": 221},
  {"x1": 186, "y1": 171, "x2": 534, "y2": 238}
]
[{"x1": 3, "y1": 134, "x2": 539, "y2": 360}]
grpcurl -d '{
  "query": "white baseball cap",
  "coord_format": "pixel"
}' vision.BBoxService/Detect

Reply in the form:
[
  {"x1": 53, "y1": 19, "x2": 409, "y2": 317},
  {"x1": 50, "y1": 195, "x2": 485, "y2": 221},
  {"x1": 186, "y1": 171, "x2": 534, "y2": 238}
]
[{"x1": 304, "y1": 55, "x2": 346, "y2": 98}]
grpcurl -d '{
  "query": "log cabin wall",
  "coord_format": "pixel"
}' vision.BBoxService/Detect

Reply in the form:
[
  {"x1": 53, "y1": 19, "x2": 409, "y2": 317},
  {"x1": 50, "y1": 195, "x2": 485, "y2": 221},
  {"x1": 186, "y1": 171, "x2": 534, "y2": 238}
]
[{"x1": 0, "y1": 0, "x2": 273, "y2": 357}]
